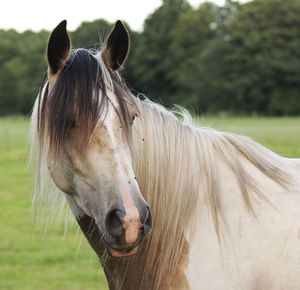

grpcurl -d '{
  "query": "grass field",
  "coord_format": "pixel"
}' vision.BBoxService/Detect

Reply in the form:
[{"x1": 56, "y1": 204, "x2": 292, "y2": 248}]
[{"x1": 0, "y1": 116, "x2": 299, "y2": 289}]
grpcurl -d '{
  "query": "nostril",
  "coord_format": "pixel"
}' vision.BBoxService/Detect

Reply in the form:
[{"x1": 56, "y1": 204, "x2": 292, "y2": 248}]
[
  {"x1": 143, "y1": 206, "x2": 152, "y2": 233},
  {"x1": 105, "y1": 209, "x2": 124, "y2": 238}
]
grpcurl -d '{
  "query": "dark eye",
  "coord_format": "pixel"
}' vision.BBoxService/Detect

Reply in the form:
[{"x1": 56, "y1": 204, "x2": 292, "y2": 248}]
[{"x1": 130, "y1": 114, "x2": 137, "y2": 126}]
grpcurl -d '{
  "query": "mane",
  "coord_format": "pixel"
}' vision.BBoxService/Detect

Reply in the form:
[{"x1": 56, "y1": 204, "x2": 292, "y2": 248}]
[
  {"x1": 124, "y1": 98, "x2": 294, "y2": 288},
  {"x1": 30, "y1": 50, "x2": 295, "y2": 289}
]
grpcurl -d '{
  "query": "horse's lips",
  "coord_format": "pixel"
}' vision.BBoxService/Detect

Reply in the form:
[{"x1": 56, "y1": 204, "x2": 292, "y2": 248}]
[{"x1": 110, "y1": 246, "x2": 138, "y2": 257}]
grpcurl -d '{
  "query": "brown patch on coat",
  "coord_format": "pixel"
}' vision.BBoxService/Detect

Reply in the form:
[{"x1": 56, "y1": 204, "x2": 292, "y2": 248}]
[{"x1": 161, "y1": 239, "x2": 191, "y2": 290}]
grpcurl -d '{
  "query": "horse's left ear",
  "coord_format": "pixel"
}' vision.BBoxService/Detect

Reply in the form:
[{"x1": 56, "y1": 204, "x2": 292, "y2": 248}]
[{"x1": 102, "y1": 20, "x2": 130, "y2": 71}]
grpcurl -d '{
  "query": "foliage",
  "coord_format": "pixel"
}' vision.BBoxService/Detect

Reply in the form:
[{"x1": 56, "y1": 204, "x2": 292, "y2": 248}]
[
  {"x1": 130, "y1": 0, "x2": 191, "y2": 104},
  {"x1": 170, "y1": 2, "x2": 223, "y2": 110},
  {"x1": 0, "y1": 30, "x2": 48, "y2": 115},
  {"x1": 0, "y1": 0, "x2": 299, "y2": 115},
  {"x1": 225, "y1": 0, "x2": 300, "y2": 114}
]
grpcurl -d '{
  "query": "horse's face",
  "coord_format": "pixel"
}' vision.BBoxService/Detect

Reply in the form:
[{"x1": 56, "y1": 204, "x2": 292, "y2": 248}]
[
  {"x1": 45, "y1": 21, "x2": 152, "y2": 258},
  {"x1": 49, "y1": 93, "x2": 152, "y2": 257}
]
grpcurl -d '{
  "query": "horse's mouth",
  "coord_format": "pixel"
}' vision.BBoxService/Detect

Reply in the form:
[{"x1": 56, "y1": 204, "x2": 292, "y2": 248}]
[
  {"x1": 101, "y1": 230, "x2": 142, "y2": 258},
  {"x1": 109, "y1": 246, "x2": 138, "y2": 257},
  {"x1": 102, "y1": 236, "x2": 139, "y2": 258}
]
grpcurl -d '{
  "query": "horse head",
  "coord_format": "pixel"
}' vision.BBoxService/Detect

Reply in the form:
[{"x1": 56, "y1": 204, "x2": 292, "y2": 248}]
[{"x1": 40, "y1": 20, "x2": 152, "y2": 258}]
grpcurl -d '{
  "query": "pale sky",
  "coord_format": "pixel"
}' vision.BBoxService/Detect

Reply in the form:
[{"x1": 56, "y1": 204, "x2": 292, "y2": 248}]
[{"x1": 0, "y1": 0, "x2": 242, "y2": 32}]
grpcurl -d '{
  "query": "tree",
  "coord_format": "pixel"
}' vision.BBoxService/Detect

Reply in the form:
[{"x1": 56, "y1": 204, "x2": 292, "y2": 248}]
[
  {"x1": 0, "y1": 0, "x2": 299, "y2": 116},
  {"x1": 0, "y1": 29, "x2": 48, "y2": 115},
  {"x1": 226, "y1": 0, "x2": 300, "y2": 114},
  {"x1": 131, "y1": 0, "x2": 191, "y2": 104},
  {"x1": 170, "y1": 2, "x2": 219, "y2": 110}
]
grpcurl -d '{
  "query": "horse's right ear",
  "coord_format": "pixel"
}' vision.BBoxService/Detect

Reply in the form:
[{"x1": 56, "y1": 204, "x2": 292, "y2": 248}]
[{"x1": 47, "y1": 20, "x2": 71, "y2": 75}]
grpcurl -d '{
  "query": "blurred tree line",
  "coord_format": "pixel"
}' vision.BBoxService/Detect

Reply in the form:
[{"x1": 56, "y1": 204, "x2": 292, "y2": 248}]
[{"x1": 0, "y1": 0, "x2": 299, "y2": 116}]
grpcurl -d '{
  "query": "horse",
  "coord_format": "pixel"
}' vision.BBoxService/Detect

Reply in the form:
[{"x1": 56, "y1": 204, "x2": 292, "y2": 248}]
[{"x1": 30, "y1": 20, "x2": 300, "y2": 290}]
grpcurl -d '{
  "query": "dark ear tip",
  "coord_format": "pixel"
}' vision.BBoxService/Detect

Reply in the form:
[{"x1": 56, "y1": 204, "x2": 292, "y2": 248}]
[
  {"x1": 115, "y1": 20, "x2": 127, "y2": 30},
  {"x1": 61, "y1": 20, "x2": 67, "y2": 27},
  {"x1": 55, "y1": 20, "x2": 67, "y2": 31}
]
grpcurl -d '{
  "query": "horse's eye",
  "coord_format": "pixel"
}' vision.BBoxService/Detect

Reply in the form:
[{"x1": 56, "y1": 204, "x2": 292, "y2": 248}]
[{"x1": 130, "y1": 114, "x2": 137, "y2": 126}]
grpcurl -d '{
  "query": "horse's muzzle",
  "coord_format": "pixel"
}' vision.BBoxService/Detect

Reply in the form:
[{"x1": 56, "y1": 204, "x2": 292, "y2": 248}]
[{"x1": 104, "y1": 205, "x2": 152, "y2": 257}]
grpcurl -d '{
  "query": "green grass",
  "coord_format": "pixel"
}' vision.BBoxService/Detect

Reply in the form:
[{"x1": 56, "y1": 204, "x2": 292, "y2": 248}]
[
  {"x1": 197, "y1": 116, "x2": 300, "y2": 158},
  {"x1": 0, "y1": 117, "x2": 107, "y2": 290},
  {"x1": 0, "y1": 116, "x2": 299, "y2": 289}
]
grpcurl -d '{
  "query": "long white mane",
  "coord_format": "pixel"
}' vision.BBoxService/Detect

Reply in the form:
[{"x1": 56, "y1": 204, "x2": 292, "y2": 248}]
[{"x1": 125, "y1": 97, "x2": 296, "y2": 288}]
